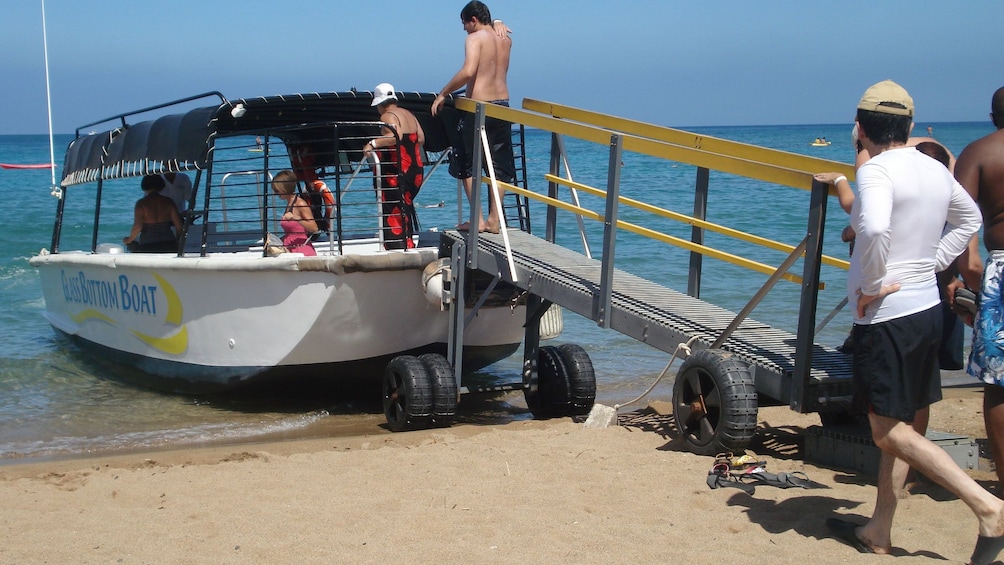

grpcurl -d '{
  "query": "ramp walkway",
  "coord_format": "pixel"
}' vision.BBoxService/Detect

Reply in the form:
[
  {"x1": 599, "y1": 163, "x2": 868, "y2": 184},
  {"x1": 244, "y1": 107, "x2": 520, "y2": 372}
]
[
  {"x1": 440, "y1": 97, "x2": 862, "y2": 453},
  {"x1": 443, "y1": 228, "x2": 853, "y2": 412}
]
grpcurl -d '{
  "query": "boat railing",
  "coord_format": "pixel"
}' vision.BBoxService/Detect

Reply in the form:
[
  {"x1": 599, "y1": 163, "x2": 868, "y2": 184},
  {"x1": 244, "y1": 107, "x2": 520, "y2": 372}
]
[
  {"x1": 73, "y1": 91, "x2": 228, "y2": 139},
  {"x1": 193, "y1": 121, "x2": 410, "y2": 256},
  {"x1": 455, "y1": 97, "x2": 857, "y2": 412}
]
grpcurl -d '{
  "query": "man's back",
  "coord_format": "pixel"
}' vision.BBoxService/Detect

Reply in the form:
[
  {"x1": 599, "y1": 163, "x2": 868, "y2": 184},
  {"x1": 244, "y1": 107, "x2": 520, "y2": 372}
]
[
  {"x1": 467, "y1": 26, "x2": 509, "y2": 102},
  {"x1": 956, "y1": 128, "x2": 1004, "y2": 250}
]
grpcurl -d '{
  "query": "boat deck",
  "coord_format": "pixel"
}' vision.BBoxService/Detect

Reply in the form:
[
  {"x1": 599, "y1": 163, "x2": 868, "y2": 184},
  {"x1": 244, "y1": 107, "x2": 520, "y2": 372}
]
[{"x1": 443, "y1": 229, "x2": 853, "y2": 410}]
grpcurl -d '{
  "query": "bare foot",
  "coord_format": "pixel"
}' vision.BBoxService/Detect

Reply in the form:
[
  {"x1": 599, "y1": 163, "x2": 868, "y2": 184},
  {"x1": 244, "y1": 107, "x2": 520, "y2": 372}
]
[
  {"x1": 456, "y1": 222, "x2": 471, "y2": 232},
  {"x1": 482, "y1": 221, "x2": 500, "y2": 234}
]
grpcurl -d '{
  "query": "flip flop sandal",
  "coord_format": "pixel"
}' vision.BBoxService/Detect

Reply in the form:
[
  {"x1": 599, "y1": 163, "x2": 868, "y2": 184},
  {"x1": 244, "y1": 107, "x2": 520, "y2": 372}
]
[
  {"x1": 825, "y1": 517, "x2": 874, "y2": 554},
  {"x1": 706, "y1": 464, "x2": 756, "y2": 495},
  {"x1": 954, "y1": 287, "x2": 978, "y2": 317},
  {"x1": 714, "y1": 451, "x2": 767, "y2": 472},
  {"x1": 777, "y1": 471, "x2": 829, "y2": 489},
  {"x1": 970, "y1": 533, "x2": 1004, "y2": 565},
  {"x1": 740, "y1": 470, "x2": 827, "y2": 489}
]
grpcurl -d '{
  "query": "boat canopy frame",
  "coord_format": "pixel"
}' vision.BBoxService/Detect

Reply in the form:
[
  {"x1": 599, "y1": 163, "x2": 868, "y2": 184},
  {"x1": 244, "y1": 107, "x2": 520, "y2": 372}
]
[{"x1": 50, "y1": 90, "x2": 464, "y2": 254}]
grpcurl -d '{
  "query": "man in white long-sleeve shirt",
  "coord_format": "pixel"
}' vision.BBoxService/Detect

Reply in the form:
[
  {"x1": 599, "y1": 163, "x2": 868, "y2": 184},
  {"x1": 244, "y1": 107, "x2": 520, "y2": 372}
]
[{"x1": 826, "y1": 80, "x2": 1004, "y2": 565}]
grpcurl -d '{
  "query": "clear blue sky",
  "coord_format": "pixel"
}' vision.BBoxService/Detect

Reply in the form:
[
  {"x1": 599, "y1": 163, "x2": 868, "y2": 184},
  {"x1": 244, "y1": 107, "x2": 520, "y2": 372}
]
[{"x1": 1, "y1": 0, "x2": 999, "y2": 135}]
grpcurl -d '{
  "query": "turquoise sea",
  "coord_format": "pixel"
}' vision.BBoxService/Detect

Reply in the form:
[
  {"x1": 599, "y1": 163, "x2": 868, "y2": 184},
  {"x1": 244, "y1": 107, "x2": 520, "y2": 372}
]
[{"x1": 0, "y1": 120, "x2": 994, "y2": 461}]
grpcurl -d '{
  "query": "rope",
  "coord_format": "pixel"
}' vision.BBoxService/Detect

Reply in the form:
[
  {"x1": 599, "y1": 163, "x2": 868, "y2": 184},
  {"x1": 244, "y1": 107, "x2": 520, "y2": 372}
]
[{"x1": 613, "y1": 336, "x2": 700, "y2": 412}]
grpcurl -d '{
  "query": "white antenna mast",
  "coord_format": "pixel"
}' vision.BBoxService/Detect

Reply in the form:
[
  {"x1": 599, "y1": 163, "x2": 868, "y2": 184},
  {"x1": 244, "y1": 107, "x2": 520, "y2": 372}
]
[{"x1": 41, "y1": 0, "x2": 59, "y2": 195}]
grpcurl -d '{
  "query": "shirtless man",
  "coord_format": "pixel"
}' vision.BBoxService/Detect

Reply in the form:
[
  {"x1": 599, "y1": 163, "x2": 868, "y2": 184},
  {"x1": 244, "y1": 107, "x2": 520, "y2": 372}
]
[
  {"x1": 431, "y1": 1, "x2": 514, "y2": 234},
  {"x1": 957, "y1": 86, "x2": 1004, "y2": 487}
]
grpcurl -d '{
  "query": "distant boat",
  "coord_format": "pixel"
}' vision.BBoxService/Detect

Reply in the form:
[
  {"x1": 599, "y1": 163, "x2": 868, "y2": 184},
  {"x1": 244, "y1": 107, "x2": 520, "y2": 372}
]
[
  {"x1": 0, "y1": 163, "x2": 54, "y2": 170},
  {"x1": 810, "y1": 138, "x2": 831, "y2": 147}
]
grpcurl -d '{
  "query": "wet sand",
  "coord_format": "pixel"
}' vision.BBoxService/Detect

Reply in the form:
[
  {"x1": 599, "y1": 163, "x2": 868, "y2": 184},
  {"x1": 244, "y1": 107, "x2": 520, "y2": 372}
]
[{"x1": 0, "y1": 384, "x2": 998, "y2": 564}]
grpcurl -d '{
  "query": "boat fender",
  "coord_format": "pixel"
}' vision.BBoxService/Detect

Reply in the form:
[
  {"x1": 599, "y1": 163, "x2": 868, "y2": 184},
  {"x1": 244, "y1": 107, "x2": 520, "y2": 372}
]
[{"x1": 422, "y1": 258, "x2": 451, "y2": 309}]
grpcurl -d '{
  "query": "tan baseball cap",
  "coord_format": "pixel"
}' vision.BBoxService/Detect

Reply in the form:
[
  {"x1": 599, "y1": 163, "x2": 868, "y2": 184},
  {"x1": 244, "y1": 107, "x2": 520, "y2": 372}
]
[{"x1": 857, "y1": 80, "x2": 914, "y2": 117}]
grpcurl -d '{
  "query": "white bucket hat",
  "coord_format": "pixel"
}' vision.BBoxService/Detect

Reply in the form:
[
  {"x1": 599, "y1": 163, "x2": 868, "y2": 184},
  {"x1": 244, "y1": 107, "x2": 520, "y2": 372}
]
[{"x1": 371, "y1": 83, "x2": 397, "y2": 106}]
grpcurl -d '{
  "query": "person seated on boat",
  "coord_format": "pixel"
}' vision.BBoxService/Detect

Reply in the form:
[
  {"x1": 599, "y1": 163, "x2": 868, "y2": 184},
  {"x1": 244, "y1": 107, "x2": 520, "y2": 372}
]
[
  {"x1": 160, "y1": 171, "x2": 192, "y2": 214},
  {"x1": 123, "y1": 174, "x2": 184, "y2": 253},
  {"x1": 364, "y1": 82, "x2": 426, "y2": 250},
  {"x1": 289, "y1": 144, "x2": 334, "y2": 233},
  {"x1": 270, "y1": 170, "x2": 318, "y2": 256}
]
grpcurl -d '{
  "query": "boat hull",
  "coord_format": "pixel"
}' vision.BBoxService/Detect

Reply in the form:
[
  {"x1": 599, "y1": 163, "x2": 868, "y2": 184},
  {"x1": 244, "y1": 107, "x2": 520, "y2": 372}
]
[{"x1": 31, "y1": 249, "x2": 526, "y2": 393}]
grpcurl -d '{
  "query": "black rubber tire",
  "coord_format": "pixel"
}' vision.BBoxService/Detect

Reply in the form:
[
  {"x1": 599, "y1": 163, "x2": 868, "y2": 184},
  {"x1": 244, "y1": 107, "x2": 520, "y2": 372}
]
[
  {"x1": 382, "y1": 355, "x2": 433, "y2": 432},
  {"x1": 419, "y1": 353, "x2": 457, "y2": 428},
  {"x1": 525, "y1": 345, "x2": 571, "y2": 418},
  {"x1": 557, "y1": 343, "x2": 596, "y2": 416},
  {"x1": 672, "y1": 349, "x2": 758, "y2": 456}
]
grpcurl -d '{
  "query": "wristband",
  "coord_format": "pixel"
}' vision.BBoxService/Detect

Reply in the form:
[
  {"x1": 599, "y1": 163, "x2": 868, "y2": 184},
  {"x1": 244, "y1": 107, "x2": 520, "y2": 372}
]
[{"x1": 833, "y1": 175, "x2": 847, "y2": 185}]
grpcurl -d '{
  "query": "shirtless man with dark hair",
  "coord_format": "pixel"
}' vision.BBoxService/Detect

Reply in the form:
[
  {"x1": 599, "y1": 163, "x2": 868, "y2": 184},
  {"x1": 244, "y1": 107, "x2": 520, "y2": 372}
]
[
  {"x1": 958, "y1": 86, "x2": 1004, "y2": 487},
  {"x1": 432, "y1": 1, "x2": 514, "y2": 234}
]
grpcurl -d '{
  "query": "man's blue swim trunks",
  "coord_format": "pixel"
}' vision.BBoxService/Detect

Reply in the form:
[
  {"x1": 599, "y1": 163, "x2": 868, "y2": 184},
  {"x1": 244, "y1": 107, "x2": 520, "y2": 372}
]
[{"x1": 968, "y1": 251, "x2": 1004, "y2": 386}]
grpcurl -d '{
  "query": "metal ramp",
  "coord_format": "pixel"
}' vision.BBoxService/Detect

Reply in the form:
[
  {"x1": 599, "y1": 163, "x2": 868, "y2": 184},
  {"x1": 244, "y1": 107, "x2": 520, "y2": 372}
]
[
  {"x1": 442, "y1": 228, "x2": 853, "y2": 412},
  {"x1": 437, "y1": 97, "x2": 862, "y2": 454}
]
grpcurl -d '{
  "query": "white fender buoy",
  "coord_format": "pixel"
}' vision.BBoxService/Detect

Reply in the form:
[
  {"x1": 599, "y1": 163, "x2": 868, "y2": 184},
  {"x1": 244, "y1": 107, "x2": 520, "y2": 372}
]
[{"x1": 422, "y1": 259, "x2": 450, "y2": 309}]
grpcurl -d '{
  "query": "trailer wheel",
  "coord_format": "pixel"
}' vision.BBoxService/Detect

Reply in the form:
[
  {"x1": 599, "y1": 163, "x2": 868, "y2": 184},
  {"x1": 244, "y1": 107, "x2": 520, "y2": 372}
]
[
  {"x1": 558, "y1": 344, "x2": 596, "y2": 416},
  {"x1": 672, "y1": 349, "x2": 758, "y2": 455},
  {"x1": 419, "y1": 353, "x2": 457, "y2": 428},
  {"x1": 383, "y1": 355, "x2": 433, "y2": 432},
  {"x1": 525, "y1": 345, "x2": 571, "y2": 418}
]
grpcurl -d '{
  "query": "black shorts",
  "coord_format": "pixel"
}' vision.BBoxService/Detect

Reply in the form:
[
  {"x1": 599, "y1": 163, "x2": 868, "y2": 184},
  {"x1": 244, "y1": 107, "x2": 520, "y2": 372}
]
[
  {"x1": 851, "y1": 304, "x2": 942, "y2": 422},
  {"x1": 449, "y1": 100, "x2": 516, "y2": 183}
]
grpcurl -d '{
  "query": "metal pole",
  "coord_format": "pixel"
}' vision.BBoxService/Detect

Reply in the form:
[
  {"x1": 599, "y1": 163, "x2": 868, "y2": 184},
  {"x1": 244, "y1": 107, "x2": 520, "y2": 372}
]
[
  {"x1": 688, "y1": 167, "x2": 709, "y2": 298},
  {"x1": 790, "y1": 178, "x2": 830, "y2": 411},
  {"x1": 596, "y1": 134, "x2": 623, "y2": 328},
  {"x1": 546, "y1": 132, "x2": 560, "y2": 244},
  {"x1": 465, "y1": 102, "x2": 487, "y2": 271}
]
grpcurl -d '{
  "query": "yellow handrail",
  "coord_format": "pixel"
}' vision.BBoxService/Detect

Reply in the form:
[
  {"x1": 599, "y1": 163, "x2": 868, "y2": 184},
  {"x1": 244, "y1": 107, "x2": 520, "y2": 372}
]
[
  {"x1": 523, "y1": 98, "x2": 856, "y2": 183},
  {"x1": 543, "y1": 173, "x2": 849, "y2": 271},
  {"x1": 455, "y1": 97, "x2": 853, "y2": 288},
  {"x1": 493, "y1": 178, "x2": 812, "y2": 286},
  {"x1": 455, "y1": 98, "x2": 853, "y2": 192}
]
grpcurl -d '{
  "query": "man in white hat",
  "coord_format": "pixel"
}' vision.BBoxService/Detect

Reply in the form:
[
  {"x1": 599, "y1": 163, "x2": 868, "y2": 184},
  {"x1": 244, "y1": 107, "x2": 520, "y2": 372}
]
[{"x1": 825, "y1": 80, "x2": 1004, "y2": 565}]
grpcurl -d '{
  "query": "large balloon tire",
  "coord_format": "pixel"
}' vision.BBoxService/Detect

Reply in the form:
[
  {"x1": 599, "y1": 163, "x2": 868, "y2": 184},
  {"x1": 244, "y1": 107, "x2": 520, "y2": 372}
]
[
  {"x1": 525, "y1": 345, "x2": 571, "y2": 419},
  {"x1": 557, "y1": 343, "x2": 596, "y2": 416},
  {"x1": 419, "y1": 353, "x2": 457, "y2": 428},
  {"x1": 672, "y1": 349, "x2": 758, "y2": 455},
  {"x1": 383, "y1": 355, "x2": 433, "y2": 432}
]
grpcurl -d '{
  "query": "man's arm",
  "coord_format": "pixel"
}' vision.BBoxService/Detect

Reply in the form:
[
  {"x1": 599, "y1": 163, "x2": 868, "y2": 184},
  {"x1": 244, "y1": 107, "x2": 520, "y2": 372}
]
[
  {"x1": 432, "y1": 35, "x2": 482, "y2": 116},
  {"x1": 955, "y1": 144, "x2": 981, "y2": 202}
]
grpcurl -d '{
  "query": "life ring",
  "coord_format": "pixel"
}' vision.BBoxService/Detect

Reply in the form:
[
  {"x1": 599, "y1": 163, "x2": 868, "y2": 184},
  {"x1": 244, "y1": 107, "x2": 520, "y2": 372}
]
[{"x1": 309, "y1": 179, "x2": 334, "y2": 222}]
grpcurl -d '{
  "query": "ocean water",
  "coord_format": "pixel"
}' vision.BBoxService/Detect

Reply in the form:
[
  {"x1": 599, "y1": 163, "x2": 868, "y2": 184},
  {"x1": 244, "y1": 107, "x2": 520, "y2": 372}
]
[{"x1": 0, "y1": 120, "x2": 994, "y2": 461}]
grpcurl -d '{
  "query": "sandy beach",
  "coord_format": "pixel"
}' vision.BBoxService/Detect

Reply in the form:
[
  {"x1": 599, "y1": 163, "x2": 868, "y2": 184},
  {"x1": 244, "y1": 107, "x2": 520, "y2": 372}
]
[{"x1": 0, "y1": 383, "x2": 998, "y2": 564}]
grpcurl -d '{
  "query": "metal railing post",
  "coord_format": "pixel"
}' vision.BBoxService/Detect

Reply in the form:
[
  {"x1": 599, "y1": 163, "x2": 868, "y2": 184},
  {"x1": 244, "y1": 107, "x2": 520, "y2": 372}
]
[
  {"x1": 465, "y1": 102, "x2": 487, "y2": 271},
  {"x1": 596, "y1": 134, "x2": 623, "y2": 328},
  {"x1": 791, "y1": 178, "x2": 830, "y2": 411},
  {"x1": 447, "y1": 240, "x2": 467, "y2": 381},
  {"x1": 546, "y1": 132, "x2": 561, "y2": 243},
  {"x1": 688, "y1": 167, "x2": 709, "y2": 298}
]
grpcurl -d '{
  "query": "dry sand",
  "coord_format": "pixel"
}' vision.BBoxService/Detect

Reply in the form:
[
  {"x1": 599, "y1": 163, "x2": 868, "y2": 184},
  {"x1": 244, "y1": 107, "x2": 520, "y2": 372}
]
[{"x1": 0, "y1": 384, "x2": 998, "y2": 564}]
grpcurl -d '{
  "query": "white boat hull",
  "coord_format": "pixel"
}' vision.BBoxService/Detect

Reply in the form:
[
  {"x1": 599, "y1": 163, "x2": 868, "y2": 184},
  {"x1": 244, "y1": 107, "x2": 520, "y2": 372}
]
[{"x1": 31, "y1": 247, "x2": 526, "y2": 393}]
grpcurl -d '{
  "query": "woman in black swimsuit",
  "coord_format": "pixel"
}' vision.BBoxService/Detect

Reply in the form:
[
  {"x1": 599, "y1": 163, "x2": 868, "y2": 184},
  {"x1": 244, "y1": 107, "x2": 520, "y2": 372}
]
[{"x1": 123, "y1": 174, "x2": 183, "y2": 253}]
